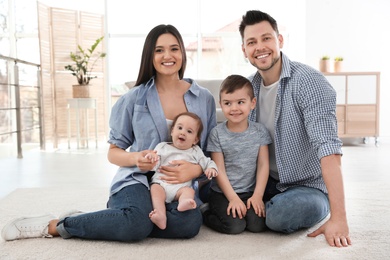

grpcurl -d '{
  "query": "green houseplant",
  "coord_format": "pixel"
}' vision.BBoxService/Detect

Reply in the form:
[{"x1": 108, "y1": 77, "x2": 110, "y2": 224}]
[
  {"x1": 334, "y1": 56, "x2": 344, "y2": 72},
  {"x1": 321, "y1": 55, "x2": 330, "y2": 60},
  {"x1": 319, "y1": 55, "x2": 331, "y2": 73},
  {"x1": 65, "y1": 36, "x2": 106, "y2": 97}
]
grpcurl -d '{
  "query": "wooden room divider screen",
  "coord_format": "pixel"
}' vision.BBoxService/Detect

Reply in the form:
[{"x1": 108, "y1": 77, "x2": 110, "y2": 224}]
[{"x1": 37, "y1": 2, "x2": 107, "y2": 148}]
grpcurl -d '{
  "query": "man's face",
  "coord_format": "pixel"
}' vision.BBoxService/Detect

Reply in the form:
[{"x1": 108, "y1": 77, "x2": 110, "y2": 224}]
[{"x1": 241, "y1": 21, "x2": 284, "y2": 72}]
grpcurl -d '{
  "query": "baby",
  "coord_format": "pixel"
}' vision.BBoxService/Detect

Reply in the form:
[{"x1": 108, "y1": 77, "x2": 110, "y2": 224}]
[{"x1": 145, "y1": 112, "x2": 218, "y2": 229}]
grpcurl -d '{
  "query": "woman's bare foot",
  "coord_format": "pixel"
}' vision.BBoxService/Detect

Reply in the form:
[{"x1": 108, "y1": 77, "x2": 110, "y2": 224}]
[
  {"x1": 177, "y1": 199, "x2": 197, "y2": 212},
  {"x1": 149, "y1": 209, "x2": 167, "y2": 230},
  {"x1": 48, "y1": 219, "x2": 60, "y2": 236}
]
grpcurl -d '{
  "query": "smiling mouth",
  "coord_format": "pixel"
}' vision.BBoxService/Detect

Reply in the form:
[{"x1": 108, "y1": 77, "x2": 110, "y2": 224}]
[
  {"x1": 163, "y1": 62, "x2": 175, "y2": 66},
  {"x1": 230, "y1": 113, "x2": 242, "y2": 116},
  {"x1": 256, "y1": 53, "x2": 269, "y2": 59}
]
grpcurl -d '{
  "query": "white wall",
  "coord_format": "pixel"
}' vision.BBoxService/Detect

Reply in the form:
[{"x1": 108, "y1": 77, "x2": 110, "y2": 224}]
[
  {"x1": 36, "y1": 0, "x2": 390, "y2": 139},
  {"x1": 38, "y1": 0, "x2": 104, "y2": 13},
  {"x1": 305, "y1": 0, "x2": 390, "y2": 139}
]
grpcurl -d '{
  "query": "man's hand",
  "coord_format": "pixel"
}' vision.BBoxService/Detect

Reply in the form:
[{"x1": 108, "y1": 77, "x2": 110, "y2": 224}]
[{"x1": 307, "y1": 218, "x2": 352, "y2": 247}]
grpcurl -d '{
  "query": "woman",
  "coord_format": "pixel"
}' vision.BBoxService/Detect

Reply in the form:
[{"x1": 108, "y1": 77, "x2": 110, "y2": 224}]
[{"x1": 2, "y1": 24, "x2": 217, "y2": 242}]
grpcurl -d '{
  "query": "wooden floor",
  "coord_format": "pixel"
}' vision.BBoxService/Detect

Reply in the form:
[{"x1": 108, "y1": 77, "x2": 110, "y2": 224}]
[{"x1": 0, "y1": 138, "x2": 389, "y2": 199}]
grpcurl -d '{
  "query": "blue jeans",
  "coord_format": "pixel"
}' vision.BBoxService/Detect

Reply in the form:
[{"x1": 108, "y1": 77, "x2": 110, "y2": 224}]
[
  {"x1": 56, "y1": 184, "x2": 202, "y2": 241},
  {"x1": 264, "y1": 179, "x2": 330, "y2": 233}
]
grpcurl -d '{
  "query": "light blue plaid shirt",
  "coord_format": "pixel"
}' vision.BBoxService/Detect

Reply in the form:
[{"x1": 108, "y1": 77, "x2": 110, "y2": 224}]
[{"x1": 249, "y1": 52, "x2": 343, "y2": 194}]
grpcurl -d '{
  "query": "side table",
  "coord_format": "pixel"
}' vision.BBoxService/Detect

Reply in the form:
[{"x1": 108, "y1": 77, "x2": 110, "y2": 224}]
[{"x1": 67, "y1": 98, "x2": 98, "y2": 149}]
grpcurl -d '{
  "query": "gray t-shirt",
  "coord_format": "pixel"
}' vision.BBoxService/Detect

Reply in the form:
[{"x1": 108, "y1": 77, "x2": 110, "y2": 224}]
[{"x1": 207, "y1": 121, "x2": 272, "y2": 193}]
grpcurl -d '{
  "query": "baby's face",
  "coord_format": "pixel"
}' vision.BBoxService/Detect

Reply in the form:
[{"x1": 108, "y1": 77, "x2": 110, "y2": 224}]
[{"x1": 171, "y1": 115, "x2": 199, "y2": 150}]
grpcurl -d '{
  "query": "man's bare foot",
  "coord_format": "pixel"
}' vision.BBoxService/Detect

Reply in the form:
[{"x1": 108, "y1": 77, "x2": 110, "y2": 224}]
[
  {"x1": 149, "y1": 209, "x2": 167, "y2": 230},
  {"x1": 177, "y1": 199, "x2": 197, "y2": 212}
]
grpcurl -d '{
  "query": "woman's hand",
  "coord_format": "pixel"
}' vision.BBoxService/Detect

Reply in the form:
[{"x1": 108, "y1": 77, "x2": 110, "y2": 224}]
[
  {"x1": 158, "y1": 160, "x2": 202, "y2": 184},
  {"x1": 108, "y1": 144, "x2": 157, "y2": 170},
  {"x1": 137, "y1": 150, "x2": 158, "y2": 172},
  {"x1": 144, "y1": 151, "x2": 159, "y2": 163}
]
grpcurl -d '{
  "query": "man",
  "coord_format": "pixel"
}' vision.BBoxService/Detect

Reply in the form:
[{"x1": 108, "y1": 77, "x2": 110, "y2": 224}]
[{"x1": 239, "y1": 10, "x2": 351, "y2": 247}]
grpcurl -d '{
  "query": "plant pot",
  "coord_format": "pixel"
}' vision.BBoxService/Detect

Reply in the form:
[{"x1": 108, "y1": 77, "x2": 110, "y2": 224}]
[
  {"x1": 319, "y1": 60, "x2": 331, "y2": 73},
  {"x1": 72, "y1": 85, "x2": 90, "y2": 98},
  {"x1": 334, "y1": 61, "x2": 343, "y2": 73}
]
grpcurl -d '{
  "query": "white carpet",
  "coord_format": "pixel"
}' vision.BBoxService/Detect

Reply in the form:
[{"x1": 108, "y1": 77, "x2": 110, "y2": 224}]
[{"x1": 0, "y1": 182, "x2": 388, "y2": 260}]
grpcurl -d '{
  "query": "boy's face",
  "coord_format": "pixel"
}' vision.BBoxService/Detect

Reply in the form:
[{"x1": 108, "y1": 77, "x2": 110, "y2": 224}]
[
  {"x1": 220, "y1": 87, "x2": 256, "y2": 124},
  {"x1": 171, "y1": 115, "x2": 199, "y2": 150}
]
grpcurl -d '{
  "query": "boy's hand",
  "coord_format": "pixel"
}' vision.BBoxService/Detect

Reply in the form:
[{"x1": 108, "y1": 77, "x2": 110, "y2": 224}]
[
  {"x1": 227, "y1": 197, "x2": 247, "y2": 219},
  {"x1": 247, "y1": 196, "x2": 266, "y2": 217}
]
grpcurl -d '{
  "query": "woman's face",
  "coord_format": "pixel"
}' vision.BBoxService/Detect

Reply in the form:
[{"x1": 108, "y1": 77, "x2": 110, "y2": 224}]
[{"x1": 153, "y1": 33, "x2": 183, "y2": 77}]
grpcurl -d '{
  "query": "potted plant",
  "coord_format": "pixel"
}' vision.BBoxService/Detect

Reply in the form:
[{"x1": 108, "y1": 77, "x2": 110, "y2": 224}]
[
  {"x1": 334, "y1": 56, "x2": 343, "y2": 72},
  {"x1": 65, "y1": 36, "x2": 106, "y2": 98},
  {"x1": 319, "y1": 55, "x2": 330, "y2": 73}
]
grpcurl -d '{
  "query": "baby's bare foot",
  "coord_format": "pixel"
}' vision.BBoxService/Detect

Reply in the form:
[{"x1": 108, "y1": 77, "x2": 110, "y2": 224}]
[
  {"x1": 149, "y1": 209, "x2": 167, "y2": 230},
  {"x1": 177, "y1": 199, "x2": 197, "y2": 212}
]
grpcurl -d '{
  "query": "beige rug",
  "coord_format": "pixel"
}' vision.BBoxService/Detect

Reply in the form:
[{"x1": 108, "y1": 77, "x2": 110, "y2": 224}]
[{"x1": 0, "y1": 182, "x2": 388, "y2": 260}]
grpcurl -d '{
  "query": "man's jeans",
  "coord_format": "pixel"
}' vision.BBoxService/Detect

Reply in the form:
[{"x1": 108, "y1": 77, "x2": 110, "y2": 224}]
[
  {"x1": 264, "y1": 178, "x2": 330, "y2": 233},
  {"x1": 56, "y1": 183, "x2": 202, "y2": 241}
]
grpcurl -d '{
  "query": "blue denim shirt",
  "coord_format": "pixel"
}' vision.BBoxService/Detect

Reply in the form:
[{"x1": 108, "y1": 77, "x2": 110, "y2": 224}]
[
  {"x1": 249, "y1": 52, "x2": 343, "y2": 194},
  {"x1": 108, "y1": 77, "x2": 217, "y2": 196}
]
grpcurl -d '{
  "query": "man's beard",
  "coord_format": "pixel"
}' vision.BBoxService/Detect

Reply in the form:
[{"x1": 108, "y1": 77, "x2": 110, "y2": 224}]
[{"x1": 254, "y1": 56, "x2": 280, "y2": 72}]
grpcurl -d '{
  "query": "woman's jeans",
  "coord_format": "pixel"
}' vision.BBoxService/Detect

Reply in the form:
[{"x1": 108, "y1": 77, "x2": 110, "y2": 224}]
[
  {"x1": 264, "y1": 178, "x2": 330, "y2": 233},
  {"x1": 56, "y1": 184, "x2": 202, "y2": 241}
]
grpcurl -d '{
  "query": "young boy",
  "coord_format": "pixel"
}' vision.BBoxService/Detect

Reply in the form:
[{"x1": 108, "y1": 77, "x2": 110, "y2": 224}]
[
  {"x1": 145, "y1": 112, "x2": 218, "y2": 230},
  {"x1": 204, "y1": 74, "x2": 271, "y2": 234}
]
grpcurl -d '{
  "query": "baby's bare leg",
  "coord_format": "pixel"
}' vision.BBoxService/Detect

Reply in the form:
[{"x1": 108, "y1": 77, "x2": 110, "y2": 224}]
[
  {"x1": 149, "y1": 184, "x2": 167, "y2": 230},
  {"x1": 176, "y1": 187, "x2": 197, "y2": 212}
]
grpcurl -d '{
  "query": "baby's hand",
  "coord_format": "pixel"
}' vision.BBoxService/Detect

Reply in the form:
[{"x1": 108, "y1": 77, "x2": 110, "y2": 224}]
[
  {"x1": 145, "y1": 151, "x2": 159, "y2": 163},
  {"x1": 204, "y1": 168, "x2": 218, "y2": 179}
]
